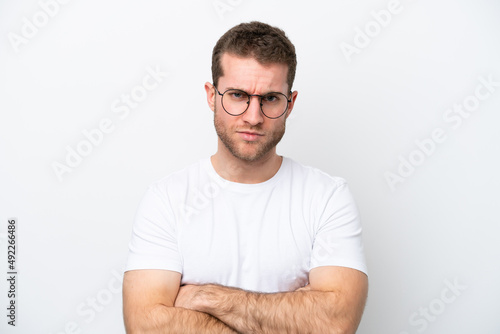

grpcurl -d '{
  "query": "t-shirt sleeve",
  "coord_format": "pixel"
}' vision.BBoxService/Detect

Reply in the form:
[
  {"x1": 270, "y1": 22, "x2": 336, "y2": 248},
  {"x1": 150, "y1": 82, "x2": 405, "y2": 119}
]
[
  {"x1": 125, "y1": 184, "x2": 182, "y2": 273},
  {"x1": 310, "y1": 180, "x2": 368, "y2": 275}
]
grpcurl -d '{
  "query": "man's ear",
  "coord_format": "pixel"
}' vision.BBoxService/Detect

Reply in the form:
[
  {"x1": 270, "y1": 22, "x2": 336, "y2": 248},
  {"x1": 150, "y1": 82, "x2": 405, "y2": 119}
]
[
  {"x1": 285, "y1": 90, "x2": 298, "y2": 119},
  {"x1": 205, "y1": 82, "x2": 216, "y2": 112}
]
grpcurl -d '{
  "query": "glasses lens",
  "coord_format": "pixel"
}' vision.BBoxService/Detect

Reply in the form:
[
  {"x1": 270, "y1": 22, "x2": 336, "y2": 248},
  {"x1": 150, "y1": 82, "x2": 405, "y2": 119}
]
[
  {"x1": 261, "y1": 92, "x2": 288, "y2": 118},
  {"x1": 221, "y1": 89, "x2": 249, "y2": 116}
]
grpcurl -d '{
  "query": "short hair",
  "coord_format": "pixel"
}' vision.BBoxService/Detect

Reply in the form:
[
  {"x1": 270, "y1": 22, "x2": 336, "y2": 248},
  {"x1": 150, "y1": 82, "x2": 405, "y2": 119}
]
[{"x1": 211, "y1": 21, "x2": 297, "y2": 91}]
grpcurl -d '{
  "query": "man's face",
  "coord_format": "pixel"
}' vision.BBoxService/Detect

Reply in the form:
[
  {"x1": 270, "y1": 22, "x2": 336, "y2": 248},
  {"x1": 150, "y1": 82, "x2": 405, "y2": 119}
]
[{"x1": 206, "y1": 53, "x2": 297, "y2": 162}]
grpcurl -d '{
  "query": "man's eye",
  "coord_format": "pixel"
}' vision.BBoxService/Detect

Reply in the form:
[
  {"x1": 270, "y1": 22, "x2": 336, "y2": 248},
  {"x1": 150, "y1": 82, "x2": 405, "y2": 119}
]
[
  {"x1": 229, "y1": 91, "x2": 247, "y2": 99},
  {"x1": 263, "y1": 94, "x2": 279, "y2": 102}
]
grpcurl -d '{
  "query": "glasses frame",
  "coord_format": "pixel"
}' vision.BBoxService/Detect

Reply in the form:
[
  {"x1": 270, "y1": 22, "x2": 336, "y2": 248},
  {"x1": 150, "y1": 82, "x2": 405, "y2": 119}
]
[{"x1": 214, "y1": 86, "x2": 292, "y2": 119}]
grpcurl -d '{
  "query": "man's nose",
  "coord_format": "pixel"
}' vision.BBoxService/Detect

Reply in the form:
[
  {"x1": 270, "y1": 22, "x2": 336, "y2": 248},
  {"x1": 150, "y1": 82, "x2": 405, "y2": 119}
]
[{"x1": 242, "y1": 96, "x2": 264, "y2": 125}]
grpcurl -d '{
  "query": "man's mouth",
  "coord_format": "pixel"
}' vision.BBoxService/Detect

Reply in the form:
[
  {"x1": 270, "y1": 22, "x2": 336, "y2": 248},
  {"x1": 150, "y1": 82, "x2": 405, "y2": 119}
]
[{"x1": 236, "y1": 130, "x2": 264, "y2": 141}]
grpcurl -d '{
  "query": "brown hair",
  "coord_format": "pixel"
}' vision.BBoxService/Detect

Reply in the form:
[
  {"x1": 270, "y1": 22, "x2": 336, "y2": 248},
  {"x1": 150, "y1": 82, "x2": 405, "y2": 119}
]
[{"x1": 211, "y1": 21, "x2": 297, "y2": 91}]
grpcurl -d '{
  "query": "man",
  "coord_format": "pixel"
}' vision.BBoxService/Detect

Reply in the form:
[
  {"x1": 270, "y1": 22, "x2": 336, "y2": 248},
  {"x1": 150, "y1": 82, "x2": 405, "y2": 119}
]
[{"x1": 123, "y1": 21, "x2": 368, "y2": 333}]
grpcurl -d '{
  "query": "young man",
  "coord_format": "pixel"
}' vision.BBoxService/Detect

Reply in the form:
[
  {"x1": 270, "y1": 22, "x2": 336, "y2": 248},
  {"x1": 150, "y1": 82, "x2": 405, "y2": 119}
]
[{"x1": 123, "y1": 21, "x2": 368, "y2": 333}]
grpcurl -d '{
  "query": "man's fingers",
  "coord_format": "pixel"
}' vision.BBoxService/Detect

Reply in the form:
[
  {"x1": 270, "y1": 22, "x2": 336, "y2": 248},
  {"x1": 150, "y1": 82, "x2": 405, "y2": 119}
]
[{"x1": 295, "y1": 284, "x2": 311, "y2": 292}]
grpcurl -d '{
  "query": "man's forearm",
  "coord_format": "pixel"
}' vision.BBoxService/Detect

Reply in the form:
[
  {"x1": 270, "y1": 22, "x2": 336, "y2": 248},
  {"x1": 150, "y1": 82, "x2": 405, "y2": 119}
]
[
  {"x1": 183, "y1": 285, "x2": 349, "y2": 334},
  {"x1": 126, "y1": 304, "x2": 238, "y2": 334}
]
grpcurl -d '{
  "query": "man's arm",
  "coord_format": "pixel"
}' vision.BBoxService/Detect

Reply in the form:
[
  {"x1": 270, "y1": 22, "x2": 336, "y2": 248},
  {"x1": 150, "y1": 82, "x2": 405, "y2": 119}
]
[
  {"x1": 175, "y1": 266, "x2": 368, "y2": 334},
  {"x1": 122, "y1": 269, "x2": 238, "y2": 333}
]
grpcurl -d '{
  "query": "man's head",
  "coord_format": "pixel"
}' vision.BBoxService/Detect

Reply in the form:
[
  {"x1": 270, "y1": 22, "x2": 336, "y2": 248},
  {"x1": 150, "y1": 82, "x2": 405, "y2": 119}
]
[
  {"x1": 206, "y1": 22, "x2": 298, "y2": 163},
  {"x1": 211, "y1": 21, "x2": 297, "y2": 92}
]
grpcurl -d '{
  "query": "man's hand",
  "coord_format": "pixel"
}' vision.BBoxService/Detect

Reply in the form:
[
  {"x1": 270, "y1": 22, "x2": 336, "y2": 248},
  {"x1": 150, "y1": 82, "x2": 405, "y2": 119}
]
[
  {"x1": 174, "y1": 284, "x2": 200, "y2": 310},
  {"x1": 175, "y1": 283, "x2": 312, "y2": 310}
]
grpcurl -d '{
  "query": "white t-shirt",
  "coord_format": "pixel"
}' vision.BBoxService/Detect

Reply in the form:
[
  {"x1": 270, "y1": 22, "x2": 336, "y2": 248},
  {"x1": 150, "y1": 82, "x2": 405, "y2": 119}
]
[{"x1": 126, "y1": 157, "x2": 367, "y2": 293}]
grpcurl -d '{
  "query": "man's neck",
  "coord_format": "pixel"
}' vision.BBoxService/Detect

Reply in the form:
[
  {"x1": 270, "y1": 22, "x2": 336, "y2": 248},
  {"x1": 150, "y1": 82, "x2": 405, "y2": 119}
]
[{"x1": 211, "y1": 147, "x2": 283, "y2": 184}]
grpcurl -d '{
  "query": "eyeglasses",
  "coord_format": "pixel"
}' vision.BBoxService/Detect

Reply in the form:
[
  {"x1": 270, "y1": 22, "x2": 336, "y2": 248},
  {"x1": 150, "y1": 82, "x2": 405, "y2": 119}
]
[{"x1": 214, "y1": 86, "x2": 292, "y2": 119}]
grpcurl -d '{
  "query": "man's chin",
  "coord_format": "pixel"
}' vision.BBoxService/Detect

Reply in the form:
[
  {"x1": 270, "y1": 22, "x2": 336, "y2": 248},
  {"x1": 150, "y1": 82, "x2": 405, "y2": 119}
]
[
  {"x1": 232, "y1": 149, "x2": 263, "y2": 162},
  {"x1": 229, "y1": 143, "x2": 269, "y2": 162}
]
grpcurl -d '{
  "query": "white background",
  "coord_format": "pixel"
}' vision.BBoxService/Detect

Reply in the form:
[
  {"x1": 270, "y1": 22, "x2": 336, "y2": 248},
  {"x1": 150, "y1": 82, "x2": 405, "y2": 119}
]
[{"x1": 1, "y1": 0, "x2": 499, "y2": 333}]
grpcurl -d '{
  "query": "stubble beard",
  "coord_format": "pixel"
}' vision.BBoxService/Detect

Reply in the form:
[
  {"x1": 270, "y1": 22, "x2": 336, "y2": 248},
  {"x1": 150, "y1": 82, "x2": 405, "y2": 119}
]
[{"x1": 213, "y1": 104, "x2": 286, "y2": 162}]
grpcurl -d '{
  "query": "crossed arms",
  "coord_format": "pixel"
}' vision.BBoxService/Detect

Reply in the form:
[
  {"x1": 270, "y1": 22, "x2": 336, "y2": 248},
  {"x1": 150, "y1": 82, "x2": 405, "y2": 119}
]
[{"x1": 123, "y1": 265, "x2": 368, "y2": 334}]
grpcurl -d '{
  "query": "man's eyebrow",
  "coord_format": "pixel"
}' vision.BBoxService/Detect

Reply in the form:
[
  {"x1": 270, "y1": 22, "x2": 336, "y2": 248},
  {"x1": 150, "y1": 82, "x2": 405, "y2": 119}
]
[{"x1": 224, "y1": 87, "x2": 282, "y2": 94}]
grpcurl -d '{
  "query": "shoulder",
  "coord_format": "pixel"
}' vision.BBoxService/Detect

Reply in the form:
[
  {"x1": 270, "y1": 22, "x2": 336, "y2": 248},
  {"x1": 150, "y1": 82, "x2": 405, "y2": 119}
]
[
  {"x1": 284, "y1": 157, "x2": 348, "y2": 191},
  {"x1": 146, "y1": 159, "x2": 208, "y2": 197}
]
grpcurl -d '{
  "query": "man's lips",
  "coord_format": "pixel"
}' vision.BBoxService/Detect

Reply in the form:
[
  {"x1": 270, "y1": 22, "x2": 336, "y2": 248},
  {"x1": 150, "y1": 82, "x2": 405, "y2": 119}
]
[{"x1": 236, "y1": 130, "x2": 264, "y2": 141}]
